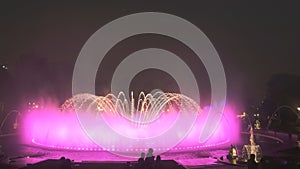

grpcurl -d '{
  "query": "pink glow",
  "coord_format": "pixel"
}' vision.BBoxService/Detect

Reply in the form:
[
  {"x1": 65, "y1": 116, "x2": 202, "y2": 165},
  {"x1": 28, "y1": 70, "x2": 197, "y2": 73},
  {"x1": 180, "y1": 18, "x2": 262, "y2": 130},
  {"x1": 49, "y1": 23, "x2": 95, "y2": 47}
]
[
  {"x1": 22, "y1": 107, "x2": 97, "y2": 148},
  {"x1": 21, "y1": 100, "x2": 240, "y2": 157}
]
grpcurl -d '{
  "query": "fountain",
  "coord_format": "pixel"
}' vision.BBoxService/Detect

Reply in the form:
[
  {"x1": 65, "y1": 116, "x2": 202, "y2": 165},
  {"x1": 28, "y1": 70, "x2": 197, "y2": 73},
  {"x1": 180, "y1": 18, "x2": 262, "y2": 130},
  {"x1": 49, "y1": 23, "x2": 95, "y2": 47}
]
[
  {"x1": 21, "y1": 91, "x2": 239, "y2": 157},
  {"x1": 242, "y1": 126, "x2": 262, "y2": 162}
]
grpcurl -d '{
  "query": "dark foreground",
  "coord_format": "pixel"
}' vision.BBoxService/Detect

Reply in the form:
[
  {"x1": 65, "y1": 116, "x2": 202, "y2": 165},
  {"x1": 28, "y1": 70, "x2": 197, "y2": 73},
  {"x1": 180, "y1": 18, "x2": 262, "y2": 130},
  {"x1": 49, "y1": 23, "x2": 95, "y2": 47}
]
[
  {"x1": 1, "y1": 130, "x2": 300, "y2": 169},
  {"x1": 19, "y1": 159, "x2": 185, "y2": 169}
]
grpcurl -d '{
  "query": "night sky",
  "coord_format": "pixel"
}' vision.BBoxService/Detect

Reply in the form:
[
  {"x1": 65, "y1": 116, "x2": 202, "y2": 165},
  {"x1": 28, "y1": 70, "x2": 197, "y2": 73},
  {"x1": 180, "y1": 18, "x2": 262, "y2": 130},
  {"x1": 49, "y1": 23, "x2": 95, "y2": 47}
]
[{"x1": 1, "y1": 1, "x2": 299, "y2": 109}]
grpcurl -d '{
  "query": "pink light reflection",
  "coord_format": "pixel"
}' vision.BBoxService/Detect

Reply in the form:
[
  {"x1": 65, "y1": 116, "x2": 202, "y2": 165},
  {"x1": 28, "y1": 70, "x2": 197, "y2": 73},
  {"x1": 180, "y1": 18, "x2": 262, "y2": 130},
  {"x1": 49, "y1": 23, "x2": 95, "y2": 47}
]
[{"x1": 21, "y1": 104, "x2": 240, "y2": 154}]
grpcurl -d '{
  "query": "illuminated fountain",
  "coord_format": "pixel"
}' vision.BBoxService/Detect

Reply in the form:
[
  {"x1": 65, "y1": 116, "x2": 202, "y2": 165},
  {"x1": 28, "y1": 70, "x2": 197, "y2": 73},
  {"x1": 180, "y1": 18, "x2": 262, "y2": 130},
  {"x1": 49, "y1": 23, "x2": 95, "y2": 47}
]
[
  {"x1": 22, "y1": 91, "x2": 239, "y2": 157},
  {"x1": 242, "y1": 127, "x2": 262, "y2": 162}
]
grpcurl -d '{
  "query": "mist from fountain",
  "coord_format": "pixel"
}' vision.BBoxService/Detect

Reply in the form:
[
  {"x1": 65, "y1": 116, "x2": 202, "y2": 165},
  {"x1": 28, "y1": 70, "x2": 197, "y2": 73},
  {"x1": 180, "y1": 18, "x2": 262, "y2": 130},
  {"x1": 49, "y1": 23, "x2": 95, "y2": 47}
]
[{"x1": 22, "y1": 91, "x2": 240, "y2": 157}]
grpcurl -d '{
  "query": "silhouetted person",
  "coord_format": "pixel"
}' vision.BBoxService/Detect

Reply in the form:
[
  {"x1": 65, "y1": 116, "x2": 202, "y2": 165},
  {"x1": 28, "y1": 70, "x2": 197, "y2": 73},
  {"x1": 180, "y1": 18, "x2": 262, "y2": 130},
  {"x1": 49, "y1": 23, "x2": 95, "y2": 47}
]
[
  {"x1": 59, "y1": 156, "x2": 66, "y2": 161},
  {"x1": 248, "y1": 154, "x2": 258, "y2": 169},
  {"x1": 146, "y1": 148, "x2": 154, "y2": 158},
  {"x1": 59, "y1": 157, "x2": 71, "y2": 169},
  {"x1": 59, "y1": 157, "x2": 65, "y2": 169},
  {"x1": 138, "y1": 152, "x2": 145, "y2": 163},
  {"x1": 65, "y1": 159, "x2": 72, "y2": 169},
  {"x1": 154, "y1": 155, "x2": 163, "y2": 169},
  {"x1": 145, "y1": 148, "x2": 154, "y2": 169},
  {"x1": 136, "y1": 152, "x2": 145, "y2": 169}
]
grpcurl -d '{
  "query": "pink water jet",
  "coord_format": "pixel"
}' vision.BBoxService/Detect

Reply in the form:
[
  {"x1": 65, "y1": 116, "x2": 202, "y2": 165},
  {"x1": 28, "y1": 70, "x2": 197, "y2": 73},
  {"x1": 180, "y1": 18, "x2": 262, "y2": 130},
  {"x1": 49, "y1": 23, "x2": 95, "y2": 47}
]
[{"x1": 21, "y1": 92, "x2": 240, "y2": 157}]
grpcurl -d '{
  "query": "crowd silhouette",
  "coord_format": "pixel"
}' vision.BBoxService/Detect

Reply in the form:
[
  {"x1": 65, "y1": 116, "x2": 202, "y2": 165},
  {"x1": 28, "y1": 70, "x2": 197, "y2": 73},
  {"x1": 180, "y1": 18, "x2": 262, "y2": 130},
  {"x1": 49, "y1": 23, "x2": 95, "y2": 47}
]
[{"x1": 130, "y1": 148, "x2": 163, "y2": 169}]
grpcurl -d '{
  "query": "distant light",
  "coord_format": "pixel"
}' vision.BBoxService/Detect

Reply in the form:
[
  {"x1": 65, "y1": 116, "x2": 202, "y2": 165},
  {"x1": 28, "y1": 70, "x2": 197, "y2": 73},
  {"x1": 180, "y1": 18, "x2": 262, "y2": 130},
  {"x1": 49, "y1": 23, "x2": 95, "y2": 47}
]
[
  {"x1": 237, "y1": 112, "x2": 246, "y2": 118},
  {"x1": 1, "y1": 65, "x2": 8, "y2": 70},
  {"x1": 297, "y1": 107, "x2": 300, "y2": 111}
]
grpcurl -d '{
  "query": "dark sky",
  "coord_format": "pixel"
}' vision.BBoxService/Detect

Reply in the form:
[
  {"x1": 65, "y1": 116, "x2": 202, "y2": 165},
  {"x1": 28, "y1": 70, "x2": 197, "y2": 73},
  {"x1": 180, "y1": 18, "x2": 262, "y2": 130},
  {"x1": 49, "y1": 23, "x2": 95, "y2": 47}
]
[{"x1": 1, "y1": 1, "x2": 299, "y2": 108}]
